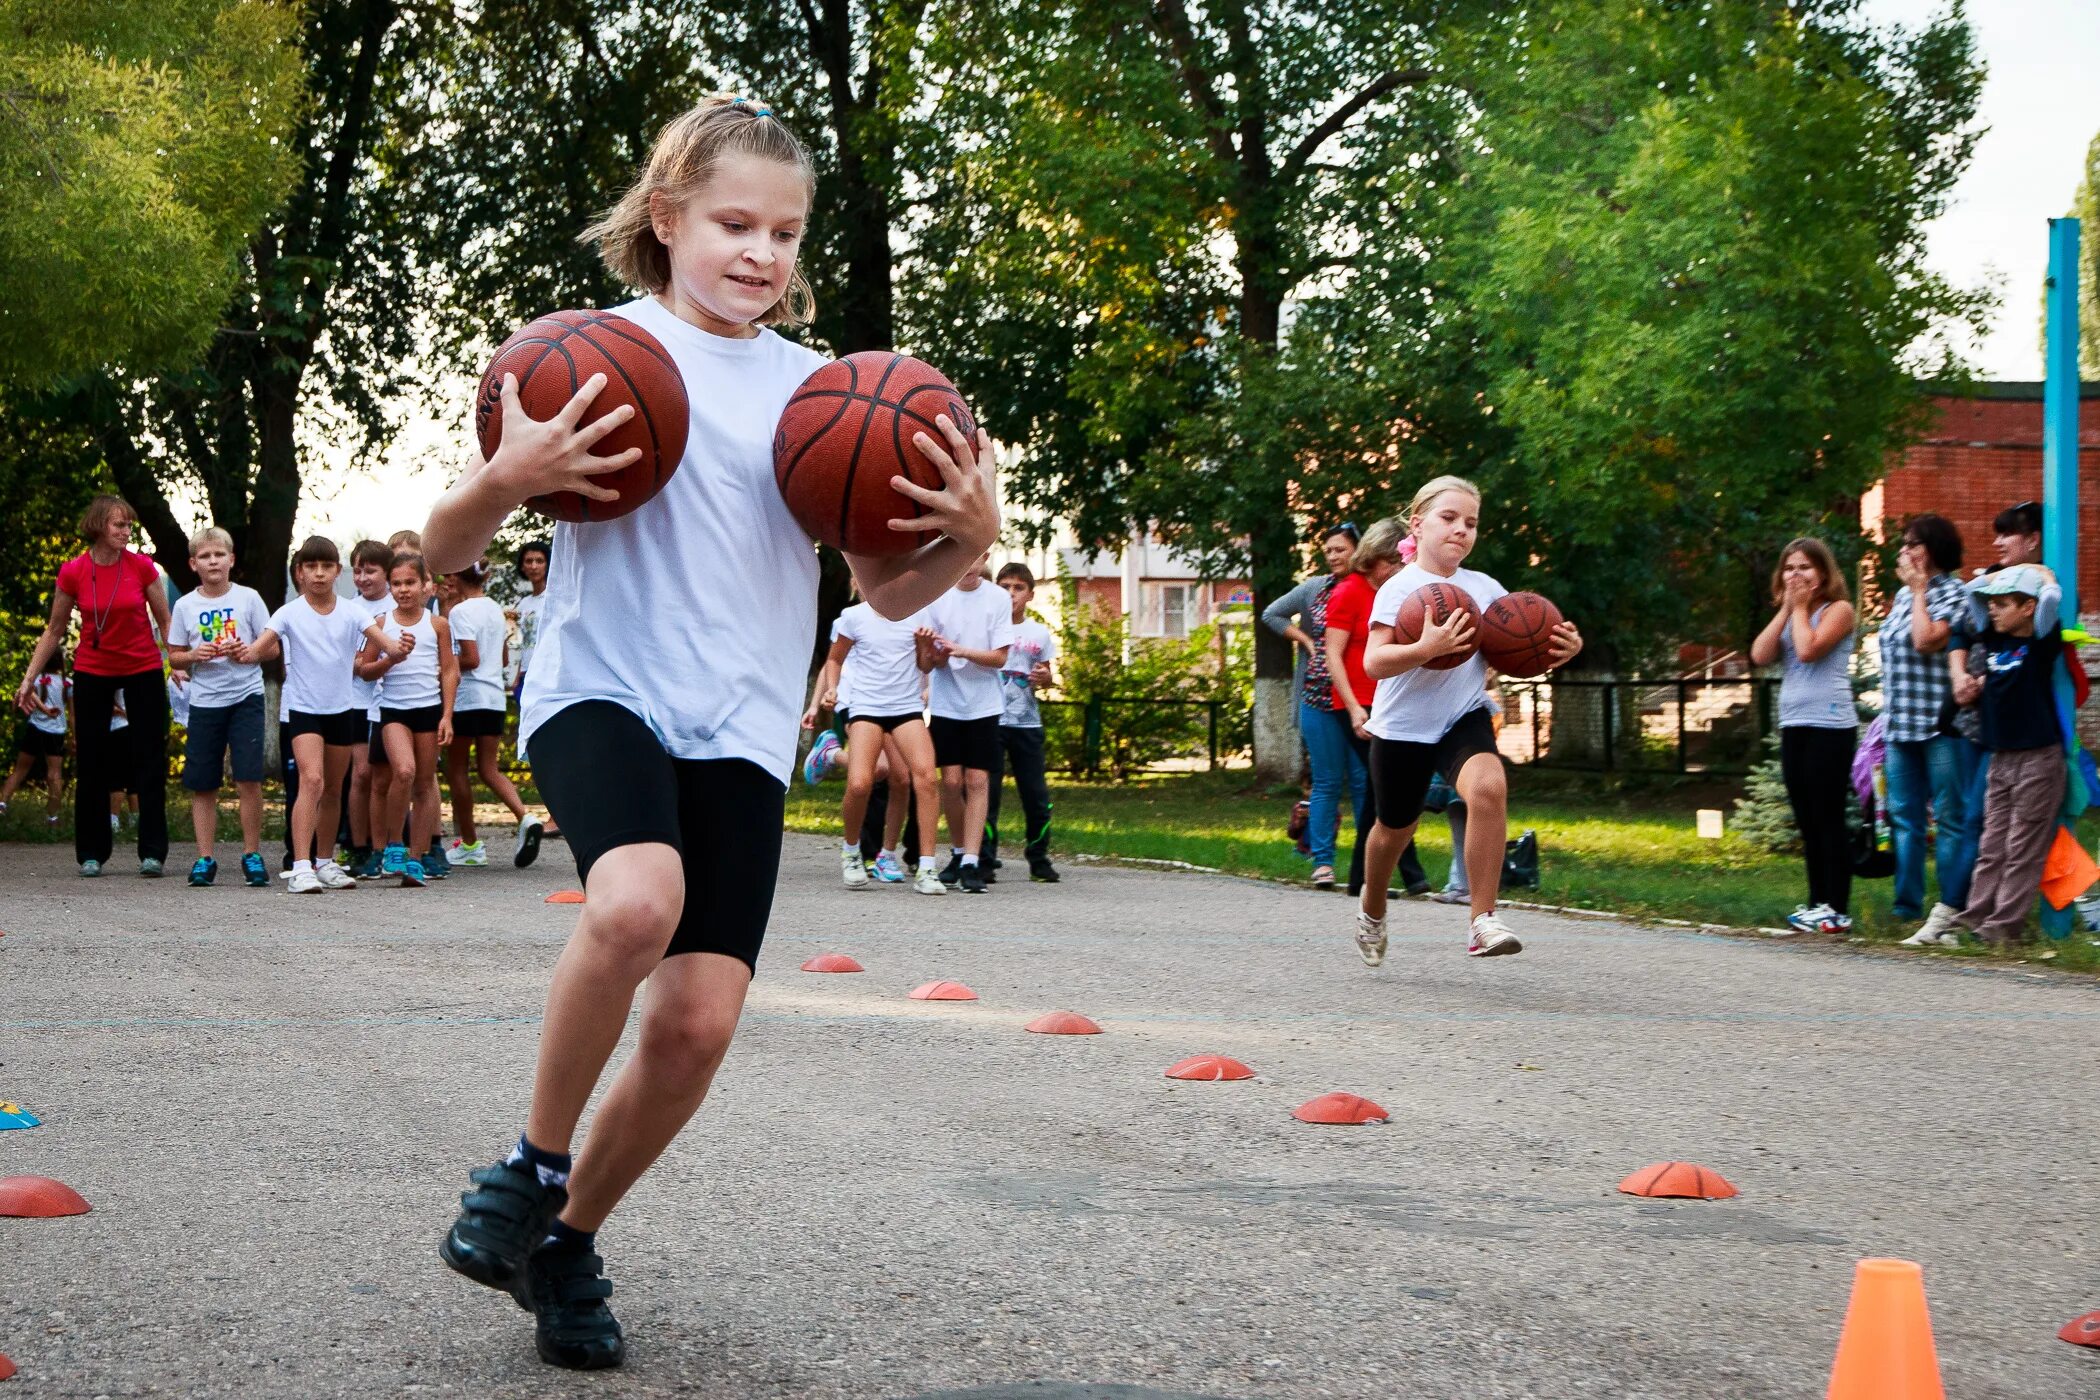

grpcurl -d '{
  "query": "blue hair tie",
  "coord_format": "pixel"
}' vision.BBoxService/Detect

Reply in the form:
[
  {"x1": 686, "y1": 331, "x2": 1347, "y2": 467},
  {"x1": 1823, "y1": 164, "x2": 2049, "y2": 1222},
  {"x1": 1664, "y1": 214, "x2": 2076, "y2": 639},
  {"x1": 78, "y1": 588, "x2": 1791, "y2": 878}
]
[{"x1": 733, "y1": 96, "x2": 774, "y2": 118}]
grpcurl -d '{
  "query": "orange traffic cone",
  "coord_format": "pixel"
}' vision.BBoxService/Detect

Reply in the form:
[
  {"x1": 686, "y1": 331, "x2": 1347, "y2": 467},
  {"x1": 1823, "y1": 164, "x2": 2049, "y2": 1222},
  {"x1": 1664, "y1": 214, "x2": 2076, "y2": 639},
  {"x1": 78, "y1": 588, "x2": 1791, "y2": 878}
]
[{"x1": 1826, "y1": 1258, "x2": 1943, "y2": 1399}]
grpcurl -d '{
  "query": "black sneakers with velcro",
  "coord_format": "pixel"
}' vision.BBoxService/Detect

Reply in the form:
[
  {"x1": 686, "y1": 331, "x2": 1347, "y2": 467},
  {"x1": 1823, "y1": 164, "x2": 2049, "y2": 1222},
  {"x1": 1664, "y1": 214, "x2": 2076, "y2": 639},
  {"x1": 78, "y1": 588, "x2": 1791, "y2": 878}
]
[
  {"x1": 526, "y1": 1245, "x2": 625, "y2": 1369},
  {"x1": 440, "y1": 1158, "x2": 567, "y2": 1296}
]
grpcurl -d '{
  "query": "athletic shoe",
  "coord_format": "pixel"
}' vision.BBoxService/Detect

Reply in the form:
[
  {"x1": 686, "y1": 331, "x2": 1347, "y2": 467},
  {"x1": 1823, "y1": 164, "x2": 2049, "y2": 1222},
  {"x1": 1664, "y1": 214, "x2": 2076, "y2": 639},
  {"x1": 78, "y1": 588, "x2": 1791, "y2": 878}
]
[
  {"x1": 1354, "y1": 909, "x2": 1388, "y2": 967},
  {"x1": 842, "y1": 846, "x2": 870, "y2": 889},
  {"x1": 938, "y1": 852, "x2": 963, "y2": 886},
  {"x1": 1467, "y1": 911, "x2": 1523, "y2": 957},
  {"x1": 960, "y1": 863, "x2": 988, "y2": 894},
  {"x1": 1900, "y1": 903, "x2": 1963, "y2": 947},
  {"x1": 423, "y1": 843, "x2": 451, "y2": 880},
  {"x1": 981, "y1": 864, "x2": 997, "y2": 885},
  {"x1": 1311, "y1": 864, "x2": 1336, "y2": 890},
  {"x1": 440, "y1": 1157, "x2": 568, "y2": 1299},
  {"x1": 316, "y1": 859, "x2": 358, "y2": 891},
  {"x1": 1816, "y1": 908, "x2": 1853, "y2": 936},
  {"x1": 380, "y1": 843, "x2": 407, "y2": 877},
  {"x1": 447, "y1": 839, "x2": 489, "y2": 867},
  {"x1": 1431, "y1": 887, "x2": 1470, "y2": 905},
  {"x1": 525, "y1": 1245, "x2": 624, "y2": 1370},
  {"x1": 139, "y1": 857, "x2": 163, "y2": 878},
  {"x1": 514, "y1": 814, "x2": 544, "y2": 869},
  {"x1": 1029, "y1": 860, "x2": 1061, "y2": 883},
  {"x1": 79, "y1": 859, "x2": 101, "y2": 878},
  {"x1": 400, "y1": 859, "x2": 428, "y2": 888},
  {"x1": 242, "y1": 852, "x2": 269, "y2": 887},
  {"x1": 188, "y1": 857, "x2": 217, "y2": 887},
  {"x1": 1785, "y1": 903, "x2": 1834, "y2": 935},
  {"x1": 802, "y1": 729, "x2": 842, "y2": 786},
  {"x1": 914, "y1": 866, "x2": 947, "y2": 896},
  {"x1": 872, "y1": 852, "x2": 908, "y2": 883},
  {"x1": 287, "y1": 868, "x2": 324, "y2": 894}
]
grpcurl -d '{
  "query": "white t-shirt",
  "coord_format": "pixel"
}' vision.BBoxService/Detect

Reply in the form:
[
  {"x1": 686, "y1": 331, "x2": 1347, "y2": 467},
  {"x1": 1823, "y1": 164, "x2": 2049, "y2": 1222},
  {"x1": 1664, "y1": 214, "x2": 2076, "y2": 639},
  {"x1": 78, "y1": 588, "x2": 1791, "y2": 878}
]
[
  {"x1": 925, "y1": 583, "x2": 1016, "y2": 721},
  {"x1": 834, "y1": 602, "x2": 927, "y2": 718},
  {"x1": 829, "y1": 617, "x2": 854, "y2": 710},
  {"x1": 520, "y1": 298, "x2": 829, "y2": 783},
  {"x1": 514, "y1": 591, "x2": 546, "y2": 680},
  {"x1": 168, "y1": 583, "x2": 270, "y2": 708},
  {"x1": 346, "y1": 591, "x2": 392, "y2": 718},
  {"x1": 372, "y1": 610, "x2": 442, "y2": 710},
  {"x1": 448, "y1": 595, "x2": 508, "y2": 712},
  {"x1": 1000, "y1": 619, "x2": 1057, "y2": 728},
  {"x1": 27, "y1": 673, "x2": 69, "y2": 735},
  {"x1": 266, "y1": 594, "x2": 368, "y2": 717},
  {"x1": 1366, "y1": 562, "x2": 1508, "y2": 743}
]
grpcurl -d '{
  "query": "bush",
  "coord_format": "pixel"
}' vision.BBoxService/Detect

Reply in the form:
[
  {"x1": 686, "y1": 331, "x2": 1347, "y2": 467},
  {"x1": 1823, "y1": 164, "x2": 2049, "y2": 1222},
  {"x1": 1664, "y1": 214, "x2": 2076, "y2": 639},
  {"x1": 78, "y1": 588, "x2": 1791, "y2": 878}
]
[
  {"x1": 1730, "y1": 734, "x2": 1799, "y2": 854},
  {"x1": 1044, "y1": 589, "x2": 1253, "y2": 777}
]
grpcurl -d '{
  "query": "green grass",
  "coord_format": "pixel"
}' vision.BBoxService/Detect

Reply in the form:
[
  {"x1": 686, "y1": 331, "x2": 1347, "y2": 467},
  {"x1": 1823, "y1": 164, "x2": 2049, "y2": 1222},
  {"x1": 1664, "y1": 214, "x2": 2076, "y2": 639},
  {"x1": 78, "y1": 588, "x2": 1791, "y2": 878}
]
[{"x1": 784, "y1": 766, "x2": 2100, "y2": 973}]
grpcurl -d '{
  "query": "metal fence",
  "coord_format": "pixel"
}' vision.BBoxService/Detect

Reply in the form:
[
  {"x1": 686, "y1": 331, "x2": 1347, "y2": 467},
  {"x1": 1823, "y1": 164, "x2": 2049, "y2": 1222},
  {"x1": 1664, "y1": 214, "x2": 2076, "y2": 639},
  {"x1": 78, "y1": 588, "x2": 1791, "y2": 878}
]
[
  {"x1": 1039, "y1": 698, "x2": 1250, "y2": 776},
  {"x1": 1494, "y1": 677, "x2": 1778, "y2": 775}
]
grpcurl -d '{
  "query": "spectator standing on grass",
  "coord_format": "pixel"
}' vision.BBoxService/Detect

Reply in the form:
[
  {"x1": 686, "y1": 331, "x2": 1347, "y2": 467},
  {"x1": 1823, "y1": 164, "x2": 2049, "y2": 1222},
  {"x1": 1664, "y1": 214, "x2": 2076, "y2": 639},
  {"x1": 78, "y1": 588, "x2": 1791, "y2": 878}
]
[
  {"x1": 1875, "y1": 514, "x2": 1976, "y2": 933},
  {"x1": 1749, "y1": 538, "x2": 1857, "y2": 937},
  {"x1": 15, "y1": 494, "x2": 173, "y2": 878},
  {"x1": 1320, "y1": 518, "x2": 1419, "y2": 898}
]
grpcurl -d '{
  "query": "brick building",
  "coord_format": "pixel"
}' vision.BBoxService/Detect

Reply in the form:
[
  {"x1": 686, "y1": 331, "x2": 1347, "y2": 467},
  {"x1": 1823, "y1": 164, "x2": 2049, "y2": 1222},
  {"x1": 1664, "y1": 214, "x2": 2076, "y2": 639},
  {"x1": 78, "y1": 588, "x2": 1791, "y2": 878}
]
[{"x1": 1059, "y1": 537, "x2": 1253, "y2": 639}]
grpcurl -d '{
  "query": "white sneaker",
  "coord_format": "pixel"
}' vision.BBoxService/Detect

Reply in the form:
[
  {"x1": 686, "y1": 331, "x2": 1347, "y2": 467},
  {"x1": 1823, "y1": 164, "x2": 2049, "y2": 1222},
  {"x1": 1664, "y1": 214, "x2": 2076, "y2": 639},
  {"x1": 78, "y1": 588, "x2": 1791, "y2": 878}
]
[
  {"x1": 446, "y1": 839, "x2": 489, "y2": 868},
  {"x1": 1467, "y1": 911, "x2": 1523, "y2": 957},
  {"x1": 914, "y1": 865, "x2": 947, "y2": 895},
  {"x1": 1899, "y1": 902, "x2": 1963, "y2": 947},
  {"x1": 1354, "y1": 909, "x2": 1388, "y2": 967},
  {"x1": 287, "y1": 868, "x2": 324, "y2": 894},
  {"x1": 314, "y1": 860, "x2": 358, "y2": 891},
  {"x1": 513, "y1": 814, "x2": 544, "y2": 868},
  {"x1": 1786, "y1": 903, "x2": 1834, "y2": 935},
  {"x1": 842, "y1": 846, "x2": 870, "y2": 889}
]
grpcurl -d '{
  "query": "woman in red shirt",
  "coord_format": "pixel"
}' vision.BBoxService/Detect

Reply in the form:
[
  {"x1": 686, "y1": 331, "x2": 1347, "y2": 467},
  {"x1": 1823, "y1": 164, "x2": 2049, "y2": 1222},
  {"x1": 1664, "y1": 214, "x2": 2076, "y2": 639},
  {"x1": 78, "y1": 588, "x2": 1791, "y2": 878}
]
[
  {"x1": 1322, "y1": 518, "x2": 1409, "y2": 896},
  {"x1": 16, "y1": 495, "x2": 173, "y2": 876}
]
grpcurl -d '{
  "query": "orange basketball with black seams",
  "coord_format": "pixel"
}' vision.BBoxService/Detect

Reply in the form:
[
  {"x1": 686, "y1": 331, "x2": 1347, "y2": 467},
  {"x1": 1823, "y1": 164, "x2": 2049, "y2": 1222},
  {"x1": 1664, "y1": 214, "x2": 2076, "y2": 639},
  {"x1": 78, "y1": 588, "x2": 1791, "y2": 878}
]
[
  {"x1": 1478, "y1": 591, "x2": 1567, "y2": 678},
  {"x1": 774, "y1": 352, "x2": 978, "y2": 555},
  {"x1": 1392, "y1": 581, "x2": 1480, "y2": 671},
  {"x1": 475, "y1": 310, "x2": 689, "y2": 523}
]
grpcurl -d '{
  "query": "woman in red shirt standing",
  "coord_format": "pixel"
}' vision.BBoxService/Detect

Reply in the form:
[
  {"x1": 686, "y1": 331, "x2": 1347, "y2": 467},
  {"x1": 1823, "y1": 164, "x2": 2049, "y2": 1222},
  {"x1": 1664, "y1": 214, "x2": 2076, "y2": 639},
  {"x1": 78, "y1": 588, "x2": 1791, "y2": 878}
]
[
  {"x1": 15, "y1": 495, "x2": 174, "y2": 876},
  {"x1": 1322, "y1": 518, "x2": 1409, "y2": 897}
]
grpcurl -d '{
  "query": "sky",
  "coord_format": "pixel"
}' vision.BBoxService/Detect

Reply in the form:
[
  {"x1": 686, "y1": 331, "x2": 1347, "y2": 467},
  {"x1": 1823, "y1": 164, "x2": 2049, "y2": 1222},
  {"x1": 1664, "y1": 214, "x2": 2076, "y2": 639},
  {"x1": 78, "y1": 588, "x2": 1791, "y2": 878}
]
[{"x1": 293, "y1": 1, "x2": 2100, "y2": 546}]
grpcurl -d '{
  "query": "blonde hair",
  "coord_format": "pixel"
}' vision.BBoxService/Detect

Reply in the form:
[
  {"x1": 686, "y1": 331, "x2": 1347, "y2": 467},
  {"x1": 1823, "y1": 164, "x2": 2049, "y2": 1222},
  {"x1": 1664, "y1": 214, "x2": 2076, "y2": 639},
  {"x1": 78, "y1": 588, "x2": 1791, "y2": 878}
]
[
  {"x1": 186, "y1": 525, "x2": 235, "y2": 556},
  {"x1": 1771, "y1": 537, "x2": 1851, "y2": 607},
  {"x1": 387, "y1": 529, "x2": 422, "y2": 551},
  {"x1": 583, "y1": 96, "x2": 817, "y2": 328},
  {"x1": 1404, "y1": 475, "x2": 1481, "y2": 535},
  {"x1": 1351, "y1": 518, "x2": 1407, "y2": 575}
]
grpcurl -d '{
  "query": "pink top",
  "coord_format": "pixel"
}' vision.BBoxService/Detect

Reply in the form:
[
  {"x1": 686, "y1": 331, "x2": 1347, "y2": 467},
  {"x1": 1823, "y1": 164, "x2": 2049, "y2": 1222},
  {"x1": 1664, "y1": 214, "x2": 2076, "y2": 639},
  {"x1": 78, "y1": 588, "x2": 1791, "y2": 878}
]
[{"x1": 55, "y1": 550, "x2": 163, "y2": 677}]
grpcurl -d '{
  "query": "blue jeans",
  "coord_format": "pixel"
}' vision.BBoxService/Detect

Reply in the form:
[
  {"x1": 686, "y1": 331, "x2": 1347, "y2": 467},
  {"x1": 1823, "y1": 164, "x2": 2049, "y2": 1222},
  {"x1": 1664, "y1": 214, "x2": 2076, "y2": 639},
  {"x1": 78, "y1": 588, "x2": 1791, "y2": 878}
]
[
  {"x1": 1884, "y1": 734, "x2": 1977, "y2": 917},
  {"x1": 1934, "y1": 741, "x2": 1990, "y2": 911},
  {"x1": 1300, "y1": 701, "x2": 1366, "y2": 867}
]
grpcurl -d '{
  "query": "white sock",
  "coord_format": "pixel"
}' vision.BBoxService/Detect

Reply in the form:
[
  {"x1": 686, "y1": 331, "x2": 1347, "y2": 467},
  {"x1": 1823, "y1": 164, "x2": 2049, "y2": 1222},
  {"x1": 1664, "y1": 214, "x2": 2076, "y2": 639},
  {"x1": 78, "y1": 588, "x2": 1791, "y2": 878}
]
[
  {"x1": 843, "y1": 839, "x2": 859, "y2": 855},
  {"x1": 879, "y1": 848, "x2": 897, "y2": 861},
  {"x1": 293, "y1": 859, "x2": 313, "y2": 874},
  {"x1": 919, "y1": 857, "x2": 936, "y2": 872},
  {"x1": 951, "y1": 846, "x2": 963, "y2": 858},
  {"x1": 962, "y1": 854, "x2": 978, "y2": 868}
]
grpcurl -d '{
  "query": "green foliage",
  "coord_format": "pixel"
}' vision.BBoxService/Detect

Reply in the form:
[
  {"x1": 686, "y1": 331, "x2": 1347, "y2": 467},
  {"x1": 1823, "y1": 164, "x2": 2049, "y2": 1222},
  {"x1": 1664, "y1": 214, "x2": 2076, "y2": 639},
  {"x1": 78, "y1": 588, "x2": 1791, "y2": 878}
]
[
  {"x1": 2064, "y1": 128, "x2": 2098, "y2": 379},
  {"x1": 1044, "y1": 586, "x2": 1253, "y2": 776},
  {"x1": 0, "y1": 0, "x2": 304, "y2": 385},
  {"x1": 1730, "y1": 734, "x2": 1800, "y2": 855},
  {"x1": 0, "y1": 389, "x2": 110, "y2": 684}
]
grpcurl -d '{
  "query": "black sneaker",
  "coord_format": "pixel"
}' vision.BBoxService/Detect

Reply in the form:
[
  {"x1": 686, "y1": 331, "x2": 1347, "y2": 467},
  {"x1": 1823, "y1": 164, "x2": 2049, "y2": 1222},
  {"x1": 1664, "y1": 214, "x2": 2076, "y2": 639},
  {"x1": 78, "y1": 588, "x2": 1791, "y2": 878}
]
[
  {"x1": 981, "y1": 864, "x2": 998, "y2": 885},
  {"x1": 440, "y1": 1158, "x2": 568, "y2": 1297},
  {"x1": 938, "y1": 853, "x2": 963, "y2": 886},
  {"x1": 526, "y1": 1245, "x2": 624, "y2": 1370},
  {"x1": 960, "y1": 863, "x2": 988, "y2": 894},
  {"x1": 1029, "y1": 860, "x2": 1061, "y2": 884}
]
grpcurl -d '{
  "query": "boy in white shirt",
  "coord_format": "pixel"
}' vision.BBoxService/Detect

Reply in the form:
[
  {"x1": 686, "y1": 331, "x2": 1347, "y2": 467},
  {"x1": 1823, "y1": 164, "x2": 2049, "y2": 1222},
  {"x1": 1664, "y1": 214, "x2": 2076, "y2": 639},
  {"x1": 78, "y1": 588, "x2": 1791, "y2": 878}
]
[
  {"x1": 345, "y1": 539, "x2": 396, "y2": 878},
  {"x1": 916, "y1": 553, "x2": 1014, "y2": 893},
  {"x1": 986, "y1": 562, "x2": 1060, "y2": 883},
  {"x1": 166, "y1": 527, "x2": 273, "y2": 887}
]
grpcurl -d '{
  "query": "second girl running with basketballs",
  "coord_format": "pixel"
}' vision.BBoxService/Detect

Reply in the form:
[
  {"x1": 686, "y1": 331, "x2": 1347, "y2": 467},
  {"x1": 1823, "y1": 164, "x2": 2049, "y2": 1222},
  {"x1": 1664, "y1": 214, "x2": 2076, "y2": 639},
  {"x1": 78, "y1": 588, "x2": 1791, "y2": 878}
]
[
  {"x1": 421, "y1": 95, "x2": 998, "y2": 1371},
  {"x1": 1353, "y1": 476, "x2": 1582, "y2": 966}
]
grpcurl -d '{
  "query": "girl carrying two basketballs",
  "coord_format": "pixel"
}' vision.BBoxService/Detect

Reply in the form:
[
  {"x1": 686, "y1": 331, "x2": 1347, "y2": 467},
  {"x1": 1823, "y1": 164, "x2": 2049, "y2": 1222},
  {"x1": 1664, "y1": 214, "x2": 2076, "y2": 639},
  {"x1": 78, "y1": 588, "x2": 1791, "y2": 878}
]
[
  {"x1": 420, "y1": 96, "x2": 998, "y2": 1370},
  {"x1": 1354, "y1": 476, "x2": 1582, "y2": 967}
]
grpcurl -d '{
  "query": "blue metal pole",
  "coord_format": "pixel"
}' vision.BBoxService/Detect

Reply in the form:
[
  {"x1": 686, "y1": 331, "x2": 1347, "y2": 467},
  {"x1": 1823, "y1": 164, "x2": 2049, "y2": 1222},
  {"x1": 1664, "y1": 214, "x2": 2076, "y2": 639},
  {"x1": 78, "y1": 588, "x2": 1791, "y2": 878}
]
[{"x1": 2043, "y1": 217, "x2": 2080, "y2": 623}]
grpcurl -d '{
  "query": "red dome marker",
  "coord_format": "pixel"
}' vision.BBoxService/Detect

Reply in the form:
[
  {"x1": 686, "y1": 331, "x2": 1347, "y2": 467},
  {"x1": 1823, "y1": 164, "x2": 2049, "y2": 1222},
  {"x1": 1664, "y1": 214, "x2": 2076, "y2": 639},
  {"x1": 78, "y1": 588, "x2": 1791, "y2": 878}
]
[
  {"x1": 1165, "y1": 1055, "x2": 1255, "y2": 1081},
  {"x1": 801, "y1": 953, "x2": 865, "y2": 973},
  {"x1": 1292, "y1": 1093, "x2": 1389, "y2": 1125},
  {"x1": 544, "y1": 889, "x2": 585, "y2": 904},
  {"x1": 2059, "y1": 1311, "x2": 2100, "y2": 1348},
  {"x1": 1618, "y1": 1162, "x2": 1738, "y2": 1200},
  {"x1": 0, "y1": 1175, "x2": 90, "y2": 1217},
  {"x1": 1024, "y1": 1011, "x2": 1101, "y2": 1035},
  {"x1": 0, "y1": 1351, "x2": 14, "y2": 1380},
  {"x1": 908, "y1": 980, "x2": 977, "y2": 1001}
]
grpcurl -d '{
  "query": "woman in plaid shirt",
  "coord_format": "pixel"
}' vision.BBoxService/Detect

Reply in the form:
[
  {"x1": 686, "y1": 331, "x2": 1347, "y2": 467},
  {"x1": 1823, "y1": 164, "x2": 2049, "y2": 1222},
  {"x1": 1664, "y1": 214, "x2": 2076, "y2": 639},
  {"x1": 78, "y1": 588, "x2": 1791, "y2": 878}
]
[{"x1": 1877, "y1": 514, "x2": 1976, "y2": 932}]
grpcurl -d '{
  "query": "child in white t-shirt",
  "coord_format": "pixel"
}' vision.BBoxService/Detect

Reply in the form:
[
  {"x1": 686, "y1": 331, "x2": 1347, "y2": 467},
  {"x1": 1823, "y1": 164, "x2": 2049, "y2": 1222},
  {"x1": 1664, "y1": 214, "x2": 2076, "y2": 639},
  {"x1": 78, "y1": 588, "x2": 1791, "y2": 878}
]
[
  {"x1": 440, "y1": 560, "x2": 542, "y2": 869},
  {"x1": 808, "y1": 599, "x2": 942, "y2": 893},
  {"x1": 164, "y1": 526, "x2": 272, "y2": 887},
  {"x1": 356, "y1": 551, "x2": 458, "y2": 885},
  {"x1": 987, "y1": 561, "x2": 1059, "y2": 882},
  {"x1": 916, "y1": 553, "x2": 1015, "y2": 893},
  {"x1": 419, "y1": 96, "x2": 999, "y2": 1369},
  {"x1": 0, "y1": 652, "x2": 69, "y2": 824},
  {"x1": 1353, "y1": 477, "x2": 1581, "y2": 967}
]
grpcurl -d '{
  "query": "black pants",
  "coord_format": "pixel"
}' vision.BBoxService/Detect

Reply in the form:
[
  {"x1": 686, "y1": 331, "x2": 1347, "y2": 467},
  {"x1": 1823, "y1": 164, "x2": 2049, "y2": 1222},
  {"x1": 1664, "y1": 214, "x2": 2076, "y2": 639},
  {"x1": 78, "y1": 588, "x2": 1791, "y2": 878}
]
[
  {"x1": 859, "y1": 780, "x2": 922, "y2": 865},
  {"x1": 1781, "y1": 724, "x2": 1858, "y2": 914},
  {"x1": 71, "y1": 670, "x2": 168, "y2": 865},
  {"x1": 1343, "y1": 729, "x2": 1424, "y2": 895},
  {"x1": 986, "y1": 724, "x2": 1053, "y2": 867}
]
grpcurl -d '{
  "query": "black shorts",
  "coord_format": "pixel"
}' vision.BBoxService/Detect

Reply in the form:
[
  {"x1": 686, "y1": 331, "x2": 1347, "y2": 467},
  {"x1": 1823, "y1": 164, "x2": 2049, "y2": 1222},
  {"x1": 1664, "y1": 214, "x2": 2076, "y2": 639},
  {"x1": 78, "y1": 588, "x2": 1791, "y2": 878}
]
[
  {"x1": 380, "y1": 704, "x2": 443, "y2": 735},
  {"x1": 930, "y1": 714, "x2": 1000, "y2": 770},
  {"x1": 286, "y1": 708, "x2": 365, "y2": 747},
  {"x1": 15, "y1": 727, "x2": 65, "y2": 760},
  {"x1": 183, "y1": 694, "x2": 265, "y2": 790},
  {"x1": 1369, "y1": 706, "x2": 1501, "y2": 830},
  {"x1": 528, "y1": 700, "x2": 785, "y2": 971},
  {"x1": 849, "y1": 712, "x2": 924, "y2": 735},
  {"x1": 452, "y1": 707, "x2": 505, "y2": 739},
  {"x1": 366, "y1": 719, "x2": 384, "y2": 765}
]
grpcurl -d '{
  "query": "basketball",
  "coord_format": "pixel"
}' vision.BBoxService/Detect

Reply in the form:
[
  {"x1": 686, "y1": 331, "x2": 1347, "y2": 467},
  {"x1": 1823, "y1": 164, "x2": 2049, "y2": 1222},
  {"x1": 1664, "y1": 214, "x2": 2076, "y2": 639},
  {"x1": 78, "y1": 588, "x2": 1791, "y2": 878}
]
[
  {"x1": 474, "y1": 309, "x2": 689, "y2": 523},
  {"x1": 1478, "y1": 591, "x2": 1567, "y2": 677},
  {"x1": 774, "y1": 351, "x2": 978, "y2": 555},
  {"x1": 1392, "y1": 581, "x2": 1480, "y2": 671}
]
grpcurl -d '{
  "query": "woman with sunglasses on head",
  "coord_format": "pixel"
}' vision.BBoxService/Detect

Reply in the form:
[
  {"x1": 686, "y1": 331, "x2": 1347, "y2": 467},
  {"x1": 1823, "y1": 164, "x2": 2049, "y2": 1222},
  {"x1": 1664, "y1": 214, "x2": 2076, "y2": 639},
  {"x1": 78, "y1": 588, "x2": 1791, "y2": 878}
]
[{"x1": 1263, "y1": 523, "x2": 1427, "y2": 893}]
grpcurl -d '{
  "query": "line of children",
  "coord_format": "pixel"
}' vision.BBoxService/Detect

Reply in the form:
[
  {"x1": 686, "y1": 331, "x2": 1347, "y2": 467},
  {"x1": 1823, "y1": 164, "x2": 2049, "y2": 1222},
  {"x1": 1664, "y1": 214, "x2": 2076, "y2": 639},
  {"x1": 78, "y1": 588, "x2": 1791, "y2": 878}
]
[{"x1": 0, "y1": 652, "x2": 69, "y2": 824}]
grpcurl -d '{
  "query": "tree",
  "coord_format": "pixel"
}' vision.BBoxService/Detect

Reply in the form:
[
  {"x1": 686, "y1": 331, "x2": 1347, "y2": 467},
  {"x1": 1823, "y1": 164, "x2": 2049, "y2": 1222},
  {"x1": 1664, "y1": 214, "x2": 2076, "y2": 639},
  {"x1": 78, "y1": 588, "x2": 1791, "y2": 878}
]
[
  {"x1": 0, "y1": 0, "x2": 304, "y2": 386},
  {"x1": 2062, "y1": 127, "x2": 2098, "y2": 378}
]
